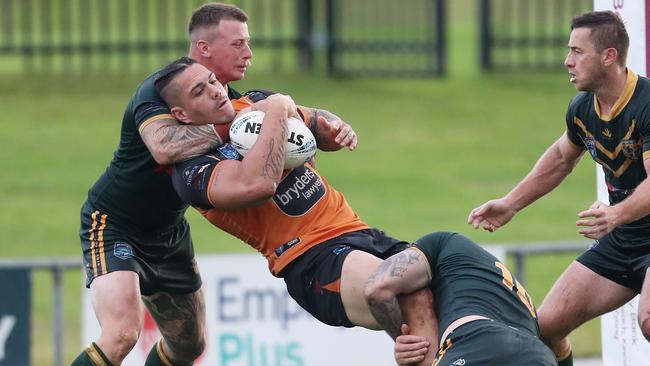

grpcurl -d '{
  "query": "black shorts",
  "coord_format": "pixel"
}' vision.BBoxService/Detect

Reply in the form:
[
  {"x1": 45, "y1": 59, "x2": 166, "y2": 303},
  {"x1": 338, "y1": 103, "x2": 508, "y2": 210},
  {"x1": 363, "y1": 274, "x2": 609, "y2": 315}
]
[
  {"x1": 79, "y1": 201, "x2": 201, "y2": 296},
  {"x1": 281, "y1": 228, "x2": 409, "y2": 327},
  {"x1": 433, "y1": 320, "x2": 556, "y2": 366},
  {"x1": 576, "y1": 232, "x2": 650, "y2": 293}
]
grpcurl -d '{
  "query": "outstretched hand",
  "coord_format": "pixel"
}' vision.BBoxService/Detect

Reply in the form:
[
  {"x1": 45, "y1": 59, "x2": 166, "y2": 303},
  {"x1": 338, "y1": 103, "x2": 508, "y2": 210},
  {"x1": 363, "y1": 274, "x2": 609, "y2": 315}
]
[
  {"x1": 467, "y1": 198, "x2": 517, "y2": 232},
  {"x1": 394, "y1": 324, "x2": 429, "y2": 365},
  {"x1": 576, "y1": 200, "x2": 618, "y2": 239}
]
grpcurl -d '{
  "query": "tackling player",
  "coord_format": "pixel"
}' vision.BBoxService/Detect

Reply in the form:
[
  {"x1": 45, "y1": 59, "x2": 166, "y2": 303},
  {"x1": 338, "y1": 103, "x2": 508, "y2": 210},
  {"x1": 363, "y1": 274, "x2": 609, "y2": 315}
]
[
  {"x1": 365, "y1": 232, "x2": 556, "y2": 366},
  {"x1": 73, "y1": 3, "x2": 361, "y2": 366}
]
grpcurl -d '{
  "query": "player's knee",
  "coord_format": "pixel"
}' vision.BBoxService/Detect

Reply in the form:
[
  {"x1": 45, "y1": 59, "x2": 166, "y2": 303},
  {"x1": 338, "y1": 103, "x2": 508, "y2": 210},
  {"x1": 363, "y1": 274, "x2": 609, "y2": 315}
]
[
  {"x1": 108, "y1": 325, "x2": 140, "y2": 358},
  {"x1": 399, "y1": 288, "x2": 433, "y2": 308}
]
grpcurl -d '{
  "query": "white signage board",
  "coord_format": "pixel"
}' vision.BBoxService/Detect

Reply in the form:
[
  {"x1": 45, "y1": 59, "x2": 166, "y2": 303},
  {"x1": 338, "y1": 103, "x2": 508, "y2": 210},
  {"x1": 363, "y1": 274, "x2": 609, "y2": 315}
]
[
  {"x1": 593, "y1": 1, "x2": 650, "y2": 365},
  {"x1": 83, "y1": 253, "x2": 395, "y2": 366}
]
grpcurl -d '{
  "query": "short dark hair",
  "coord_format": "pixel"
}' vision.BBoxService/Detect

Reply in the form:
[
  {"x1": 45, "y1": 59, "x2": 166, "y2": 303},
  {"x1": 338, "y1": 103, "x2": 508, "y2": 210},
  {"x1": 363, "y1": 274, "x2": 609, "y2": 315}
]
[
  {"x1": 571, "y1": 10, "x2": 629, "y2": 66},
  {"x1": 188, "y1": 3, "x2": 248, "y2": 36},
  {"x1": 154, "y1": 57, "x2": 197, "y2": 106}
]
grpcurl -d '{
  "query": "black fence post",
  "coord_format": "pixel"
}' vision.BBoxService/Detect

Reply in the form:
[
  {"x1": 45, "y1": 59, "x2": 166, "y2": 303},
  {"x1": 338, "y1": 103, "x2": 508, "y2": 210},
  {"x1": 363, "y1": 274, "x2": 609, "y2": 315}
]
[
  {"x1": 325, "y1": 0, "x2": 336, "y2": 76},
  {"x1": 435, "y1": 0, "x2": 447, "y2": 76},
  {"x1": 296, "y1": 0, "x2": 314, "y2": 72},
  {"x1": 479, "y1": 0, "x2": 492, "y2": 71}
]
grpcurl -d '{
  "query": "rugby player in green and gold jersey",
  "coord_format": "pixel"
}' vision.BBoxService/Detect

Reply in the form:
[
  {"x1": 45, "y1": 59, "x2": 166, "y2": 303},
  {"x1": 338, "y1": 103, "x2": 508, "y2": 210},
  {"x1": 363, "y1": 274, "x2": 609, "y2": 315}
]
[
  {"x1": 469, "y1": 11, "x2": 650, "y2": 366},
  {"x1": 365, "y1": 232, "x2": 556, "y2": 366},
  {"x1": 74, "y1": 3, "x2": 360, "y2": 366}
]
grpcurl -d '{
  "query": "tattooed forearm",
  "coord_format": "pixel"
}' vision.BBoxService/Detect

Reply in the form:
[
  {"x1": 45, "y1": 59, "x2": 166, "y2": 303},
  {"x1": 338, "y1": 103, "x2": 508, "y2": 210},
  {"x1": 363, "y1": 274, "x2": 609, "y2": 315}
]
[
  {"x1": 262, "y1": 139, "x2": 285, "y2": 179},
  {"x1": 367, "y1": 296, "x2": 403, "y2": 340},
  {"x1": 261, "y1": 121, "x2": 288, "y2": 180},
  {"x1": 365, "y1": 250, "x2": 432, "y2": 340},
  {"x1": 146, "y1": 123, "x2": 223, "y2": 164}
]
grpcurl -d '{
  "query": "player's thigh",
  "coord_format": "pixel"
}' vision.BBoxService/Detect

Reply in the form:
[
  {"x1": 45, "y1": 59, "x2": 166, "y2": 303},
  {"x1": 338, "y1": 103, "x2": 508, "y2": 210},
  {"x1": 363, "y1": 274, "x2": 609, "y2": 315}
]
[
  {"x1": 340, "y1": 249, "x2": 383, "y2": 329},
  {"x1": 141, "y1": 288, "x2": 206, "y2": 344},
  {"x1": 538, "y1": 260, "x2": 635, "y2": 338},
  {"x1": 90, "y1": 270, "x2": 144, "y2": 333}
]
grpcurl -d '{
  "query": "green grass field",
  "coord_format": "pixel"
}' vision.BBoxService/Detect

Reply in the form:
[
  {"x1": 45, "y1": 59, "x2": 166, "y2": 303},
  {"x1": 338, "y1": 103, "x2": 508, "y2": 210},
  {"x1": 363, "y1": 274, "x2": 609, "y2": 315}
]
[{"x1": 0, "y1": 1, "x2": 605, "y2": 364}]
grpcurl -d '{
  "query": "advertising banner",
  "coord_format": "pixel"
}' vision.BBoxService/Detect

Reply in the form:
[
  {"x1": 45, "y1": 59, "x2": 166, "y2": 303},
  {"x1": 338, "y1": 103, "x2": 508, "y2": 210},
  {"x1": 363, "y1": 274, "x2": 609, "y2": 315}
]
[
  {"x1": 0, "y1": 269, "x2": 30, "y2": 366},
  {"x1": 83, "y1": 254, "x2": 395, "y2": 366}
]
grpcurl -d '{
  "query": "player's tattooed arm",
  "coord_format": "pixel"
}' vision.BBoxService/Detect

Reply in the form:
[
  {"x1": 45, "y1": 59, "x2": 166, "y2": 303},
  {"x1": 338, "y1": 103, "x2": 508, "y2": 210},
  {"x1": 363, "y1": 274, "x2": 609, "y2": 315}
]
[
  {"x1": 365, "y1": 249, "x2": 432, "y2": 340},
  {"x1": 301, "y1": 107, "x2": 357, "y2": 151},
  {"x1": 261, "y1": 120, "x2": 289, "y2": 181},
  {"x1": 142, "y1": 290, "x2": 206, "y2": 357},
  {"x1": 140, "y1": 117, "x2": 223, "y2": 165}
]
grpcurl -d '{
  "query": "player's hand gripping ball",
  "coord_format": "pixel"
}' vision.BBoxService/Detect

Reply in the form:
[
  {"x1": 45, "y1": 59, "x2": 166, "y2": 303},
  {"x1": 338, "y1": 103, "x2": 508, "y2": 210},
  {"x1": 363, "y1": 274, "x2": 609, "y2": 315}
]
[{"x1": 229, "y1": 110, "x2": 317, "y2": 169}]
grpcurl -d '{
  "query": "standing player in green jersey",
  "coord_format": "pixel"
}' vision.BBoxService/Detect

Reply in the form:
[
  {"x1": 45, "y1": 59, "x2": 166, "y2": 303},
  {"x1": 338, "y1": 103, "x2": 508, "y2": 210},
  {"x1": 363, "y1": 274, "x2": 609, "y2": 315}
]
[
  {"x1": 365, "y1": 232, "x2": 556, "y2": 366},
  {"x1": 74, "y1": 3, "x2": 359, "y2": 366},
  {"x1": 468, "y1": 11, "x2": 650, "y2": 366}
]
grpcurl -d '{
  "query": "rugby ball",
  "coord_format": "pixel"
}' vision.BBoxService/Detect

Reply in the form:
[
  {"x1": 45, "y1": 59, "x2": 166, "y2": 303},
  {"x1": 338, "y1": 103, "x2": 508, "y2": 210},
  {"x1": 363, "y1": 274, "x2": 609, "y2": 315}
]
[{"x1": 229, "y1": 110, "x2": 317, "y2": 169}]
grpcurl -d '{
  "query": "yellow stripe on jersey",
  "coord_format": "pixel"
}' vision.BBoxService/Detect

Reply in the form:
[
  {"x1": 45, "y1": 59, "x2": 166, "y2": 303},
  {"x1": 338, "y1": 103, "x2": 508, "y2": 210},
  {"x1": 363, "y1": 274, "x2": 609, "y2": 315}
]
[
  {"x1": 574, "y1": 117, "x2": 637, "y2": 161},
  {"x1": 597, "y1": 156, "x2": 634, "y2": 178},
  {"x1": 89, "y1": 211, "x2": 99, "y2": 277},
  {"x1": 432, "y1": 338, "x2": 453, "y2": 366},
  {"x1": 138, "y1": 113, "x2": 175, "y2": 134},
  {"x1": 594, "y1": 69, "x2": 638, "y2": 122},
  {"x1": 98, "y1": 214, "x2": 108, "y2": 275}
]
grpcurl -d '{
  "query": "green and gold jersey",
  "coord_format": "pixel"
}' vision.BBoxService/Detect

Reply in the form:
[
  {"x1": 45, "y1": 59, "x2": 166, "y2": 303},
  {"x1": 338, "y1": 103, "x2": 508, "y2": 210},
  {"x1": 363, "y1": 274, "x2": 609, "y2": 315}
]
[
  {"x1": 414, "y1": 232, "x2": 539, "y2": 339},
  {"x1": 566, "y1": 70, "x2": 650, "y2": 242},
  {"x1": 86, "y1": 69, "x2": 240, "y2": 234}
]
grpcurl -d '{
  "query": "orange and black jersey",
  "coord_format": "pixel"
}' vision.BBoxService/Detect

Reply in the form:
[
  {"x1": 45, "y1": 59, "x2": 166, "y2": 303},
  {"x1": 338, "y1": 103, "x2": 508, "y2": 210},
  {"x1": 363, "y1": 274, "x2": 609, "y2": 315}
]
[
  {"x1": 565, "y1": 70, "x2": 650, "y2": 242},
  {"x1": 171, "y1": 145, "x2": 369, "y2": 276},
  {"x1": 85, "y1": 67, "x2": 243, "y2": 234}
]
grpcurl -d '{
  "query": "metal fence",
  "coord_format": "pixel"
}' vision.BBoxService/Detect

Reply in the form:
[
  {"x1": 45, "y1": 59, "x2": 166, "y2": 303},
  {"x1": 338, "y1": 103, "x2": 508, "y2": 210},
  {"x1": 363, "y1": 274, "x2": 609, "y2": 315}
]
[
  {"x1": 0, "y1": 242, "x2": 589, "y2": 366},
  {"x1": 479, "y1": 0, "x2": 593, "y2": 71},
  {"x1": 0, "y1": 0, "x2": 447, "y2": 77},
  {"x1": 0, "y1": 0, "x2": 307, "y2": 74},
  {"x1": 325, "y1": 0, "x2": 446, "y2": 77}
]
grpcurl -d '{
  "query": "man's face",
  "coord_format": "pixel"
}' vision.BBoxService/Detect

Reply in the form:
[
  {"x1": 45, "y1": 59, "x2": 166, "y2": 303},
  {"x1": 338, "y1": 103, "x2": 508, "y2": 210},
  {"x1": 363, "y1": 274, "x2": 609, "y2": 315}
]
[
  {"x1": 564, "y1": 27, "x2": 607, "y2": 92},
  {"x1": 206, "y1": 19, "x2": 252, "y2": 85},
  {"x1": 174, "y1": 63, "x2": 235, "y2": 125}
]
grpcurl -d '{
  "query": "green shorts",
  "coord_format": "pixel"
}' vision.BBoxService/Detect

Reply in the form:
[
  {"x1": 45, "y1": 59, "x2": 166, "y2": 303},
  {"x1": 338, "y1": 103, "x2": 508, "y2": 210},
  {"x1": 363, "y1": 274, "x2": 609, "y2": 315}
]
[
  {"x1": 577, "y1": 231, "x2": 650, "y2": 293},
  {"x1": 79, "y1": 201, "x2": 201, "y2": 296},
  {"x1": 433, "y1": 319, "x2": 556, "y2": 366}
]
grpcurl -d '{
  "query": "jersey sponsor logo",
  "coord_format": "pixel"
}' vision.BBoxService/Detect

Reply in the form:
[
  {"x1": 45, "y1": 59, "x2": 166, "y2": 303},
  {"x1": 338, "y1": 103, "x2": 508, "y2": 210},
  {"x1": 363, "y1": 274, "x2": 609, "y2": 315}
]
[
  {"x1": 273, "y1": 166, "x2": 326, "y2": 216},
  {"x1": 451, "y1": 359, "x2": 466, "y2": 366},
  {"x1": 275, "y1": 237, "x2": 301, "y2": 257},
  {"x1": 114, "y1": 242, "x2": 134, "y2": 260}
]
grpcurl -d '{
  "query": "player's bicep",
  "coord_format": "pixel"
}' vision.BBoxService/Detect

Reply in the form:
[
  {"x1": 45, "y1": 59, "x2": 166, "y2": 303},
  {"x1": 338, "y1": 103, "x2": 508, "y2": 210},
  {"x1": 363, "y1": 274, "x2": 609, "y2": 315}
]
[
  {"x1": 139, "y1": 116, "x2": 180, "y2": 157},
  {"x1": 556, "y1": 132, "x2": 585, "y2": 164}
]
